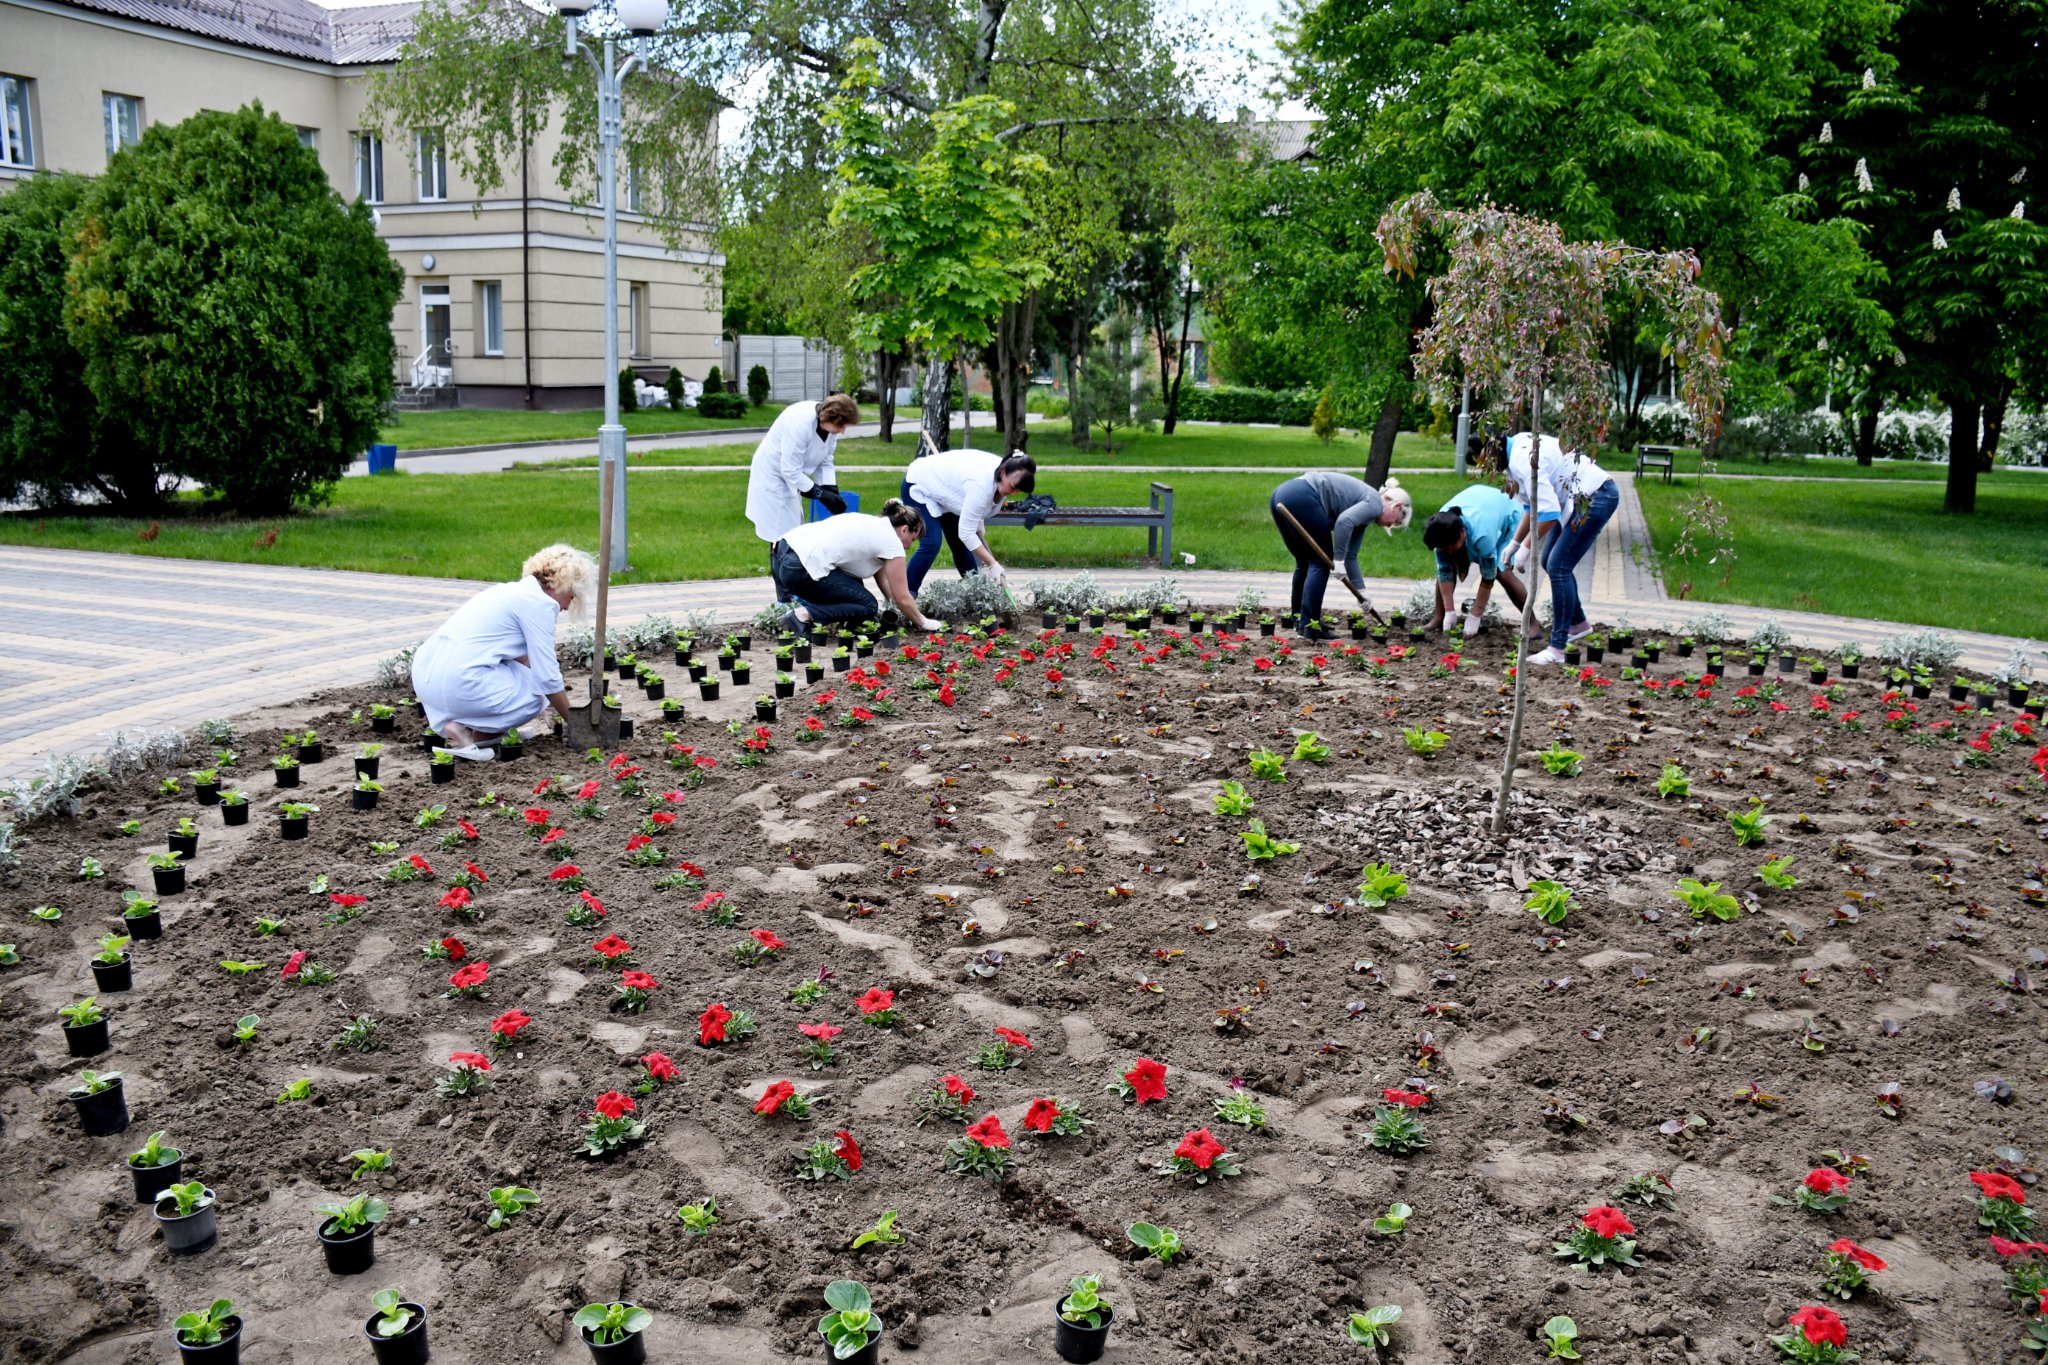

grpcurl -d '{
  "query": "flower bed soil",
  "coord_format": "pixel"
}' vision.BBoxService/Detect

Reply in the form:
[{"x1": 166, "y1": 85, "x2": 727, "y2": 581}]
[{"x1": 2, "y1": 623, "x2": 2045, "y2": 1364}]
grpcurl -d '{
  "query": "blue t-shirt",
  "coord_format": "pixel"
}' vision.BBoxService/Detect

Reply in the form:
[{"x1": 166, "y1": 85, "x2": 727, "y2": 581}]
[{"x1": 1434, "y1": 484, "x2": 1521, "y2": 583}]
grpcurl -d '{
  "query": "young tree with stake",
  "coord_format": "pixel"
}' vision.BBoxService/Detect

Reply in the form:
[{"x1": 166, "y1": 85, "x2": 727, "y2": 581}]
[{"x1": 1376, "y1": 194, "x2": 1729, "y2": 831}]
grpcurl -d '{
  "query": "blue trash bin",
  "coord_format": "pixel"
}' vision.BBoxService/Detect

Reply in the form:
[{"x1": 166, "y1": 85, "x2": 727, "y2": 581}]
[
  {"x1": 367, "y1": 443, "x2": 398, "y2": 475},
  {"x1": 809, "y1": 490, "x2": 860, "y2": 522}
]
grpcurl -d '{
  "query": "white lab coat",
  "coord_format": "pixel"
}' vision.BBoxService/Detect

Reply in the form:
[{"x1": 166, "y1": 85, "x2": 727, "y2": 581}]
[
  {"x1": 411, "y1": 577, "x2": 564, "y2": 734},
  {"x1": 904, "y1": 449, "x2": 1003, "y2": 553},
  {"x1": 746, "y1": 400, "x2": 839, "y2": 543},
  {"x1": 1507, "y1": 433, "x2": 1609, "y2": 521}
]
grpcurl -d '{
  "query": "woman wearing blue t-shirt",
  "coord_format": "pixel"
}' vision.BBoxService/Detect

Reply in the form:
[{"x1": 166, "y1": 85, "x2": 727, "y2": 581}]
[{"x1": 1421, "y1": 484, "x2": 1526, "y2": 636}]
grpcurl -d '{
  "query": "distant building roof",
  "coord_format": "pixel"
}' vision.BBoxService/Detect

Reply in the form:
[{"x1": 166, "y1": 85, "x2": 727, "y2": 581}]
[
  {"x1": 53, "y1": 0, "x2": 422, "y2": 64},
  {"x1": 1239, "y1": 117, "x2": 1318, "y2": 163}
]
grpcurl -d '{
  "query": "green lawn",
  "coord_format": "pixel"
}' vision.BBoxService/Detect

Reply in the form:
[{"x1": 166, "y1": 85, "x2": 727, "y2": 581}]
[
  {"x1": 1636, "y1": 446, "x2": 1989, "y2": 482},
  {"x1": 379, "y1": 403, "x2": 790, "y2": 450},
  {"x1": 0, "y1": 467, "x2": 1473, "y2": 584},
  {"x1": 1636, "y1": 475, "x2": 2048, "y2": 638},
  {"x1": 541, "y1": 424, "x2": 1459, "y2": 470}
]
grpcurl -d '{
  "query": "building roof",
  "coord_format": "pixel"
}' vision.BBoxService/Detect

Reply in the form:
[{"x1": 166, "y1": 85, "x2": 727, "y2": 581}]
[
  {"x1": 1247, "y1": 119, "x2": 1318, "y2": 162},
  {"x1": 53, "y1": 0, "x2": 423, "y2": 64}
]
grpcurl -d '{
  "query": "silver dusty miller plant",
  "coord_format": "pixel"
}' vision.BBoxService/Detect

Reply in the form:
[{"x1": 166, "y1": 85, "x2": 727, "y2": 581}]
[{"x1": 918, "y1": 574, "x2": 1017, "y2": 624}]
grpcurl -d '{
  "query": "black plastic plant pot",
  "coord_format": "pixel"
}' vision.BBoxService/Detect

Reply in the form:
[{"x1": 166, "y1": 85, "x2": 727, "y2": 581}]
[
  {"x1": 581, "y1": 1324, "x2": 647, "y2": 1365},
  {"x1": 644, "y1": 682, "x2": 665, "y2": 701},
  {"x1": 297, "y1": 742, "x2": 324, "y2": 764},
  {"x1": 732, "y1": 665, "x2": 753, "y2": 685},
  {"x1": 1409, "y1": 629, "x2": 1427, "y2": 643},
  {"x1": 320, "y1": 1220, "x2": 377, "y2": 1275},
  {"x1": 1087, "y1": 613, "x2": 1106, "y2": 628},
  {"x1": 71, "y1": 1077, "x2": 128, "y2": 1136},
  {"x1": 805, "y1": 665, "x2": 825, "y2": 685},
  {"x1": 1746, "y1": 660, "x2": 1766, "y2": 677},
  {"x1": 1053, "y1": 1299, "x2": 1114, "y2": 1364},
  {"x1": 1585, "y1": 645, "x2": 1605, "y2": 663},
  {"x1": 699, "y1": 680, "x2": 722, "y2": 701},
  {"x1": 774, "y1": 679, "x2": 796, "y2": 699},
  {"x1": 274, "y1": 766, "x2": 301, "y2": 789},
  {"x1": 421, "y1": 731, "x2": 444, "y2": 754},
  {"x1": 831, "y1": 656, "x2": 850, "y2": 673},
  {"x1": 174, "y1": 1317, "x2": 241, "y2": 1363},
  {"x1": 618, "y1": 719, "x2": 634, "y2": 740},
  {"x1": 1042, "y1": 612, "x2": 1059, "y2": 628},
  {"x1": 153, "y1": 863, "x2": 188, "y2": 894},
  {"x1": 1949, "y1": 682, "x2": 1972, "y2": 702},
  {"x1": 281, "y1": 816, "x2": 310, "y2": 842},
  {"x1": 1351, "y1": 624, "x2": 1368, "y2": 640},
  {"x1": 1645, "y1": 646, "x2": 1662, "y2": 663},
  {"x1": 673, "y1": 648, "x2": 692, "y2": 669},
  {"x1": 496, "y1": 743, "x2": 523, "y2": 763},
  {"x1": 687, "y1": 663, "x2": 709, "y2": 682},
  {"x1": 1631, "y1": 653, "x2": 1649, "y2": 669},
  {"x1": 1706, "y1": 661, "x2": 1726, "y2": 678},
  {"x1": 351, "y1": 790, "x2": 380, "y2": 812},
  {"x1": 92, "y1": 955, "x2": 133, "y2": 992},
  {"x1": 718, "y1": 655, "x2": 736, "y2": 674},
  {"x1": 853, "y1": 645, "x2": 873, "y2": 660},
  {"x1": 818, "y1": 1334, "x2": 878, "y2": 1365},
  {"x1": 2011, "y1": 686, "x2": 2030, "y2": 707},
  {"x1": 1811, "y1": 667, "x2": 1830, "y2": 685},
  {"x1": 130, "y1": 1150, "x2": 184, "y2": 1202},
  {"x1": 168, "y1": 832, "x2": 199, "y2": 860},
  {"x1": 2026, "y1": 702, "x2": 2046, "y2": 721},
  {"x1": 156, "y1": 1190, "x2": 219, "y2": 1255},
  {"x1": 1065, "y1": 619, "x2": 1082, "y2": 633},
  {"x1": 1777, "y1": 652, "x2": 1797, "y2": 673},
  {"x1": 735, "y1": 632, "x2": 752, "y2": 652},
  {"x1": 660, "y1": 702, "x2": 685, "y2": 721},
  {"x1": 1280, "y1": 613, "x2": 1296, "y2": 629},
  {"x1": 431, "y1": 764, "x2": 455, "y2": 786},
  {"x1": 793, "y1": 643, "x2": 813, "y2": 664},
  {"x1": 194, "y1": 782, "x2": 220, "y2": 807},
  {"x1": 1162, "y1": 609, "x2": 1180, "y2": 624},
  {"x1": 1677, "y1": 642, "x2": 1694, "y2": 658},
  {"x1": 754, "y1": 700, "x2": 778, "y2": 724},
  {"x1": 364, "y1": 1305, "x2": 430, "y2": 1365},
  {"x1": 125, "y1": 908, "x2": 163, "y2": 940},
  {"x1": 221, "y1": 802, "x2": 250, "y2": 827},
  {"x1": 355, "y1": 757, "x2": 381, "y2": 780},
  {"x1": 64, "y1": 1017, "x2": 111, "y2": 1057},
  {"x1": 1841, "y1": 663, "x2": 1860, "y2": 680},
  {"x1": 1259, "y1": 621, "x2": 1276, "y2": 637},
  {"x1": 1562, "y1": 648, "x2": 1580, "y2": 666},
  {"x1": 371, "y1": 715, "x2": 396, "y2": 734},
  {"x1": 1910, "y1": 682, "x2": 1932, "y2": 700}
]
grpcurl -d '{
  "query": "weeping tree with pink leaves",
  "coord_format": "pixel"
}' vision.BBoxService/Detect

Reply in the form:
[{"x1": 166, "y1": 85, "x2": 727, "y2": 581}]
[{"x1": 1375, "y1": 193, "x2": 1731, "y2": 832}]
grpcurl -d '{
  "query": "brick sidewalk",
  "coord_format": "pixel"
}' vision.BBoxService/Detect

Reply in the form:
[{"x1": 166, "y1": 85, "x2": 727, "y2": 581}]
[{"x1": 0, "y1": 545, "x2": 2036, "y2": 782}]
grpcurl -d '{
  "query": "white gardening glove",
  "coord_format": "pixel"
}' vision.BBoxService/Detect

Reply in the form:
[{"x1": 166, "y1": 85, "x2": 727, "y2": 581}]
[
  {"x1": 1462, "y1": 612, "x2": 1483, "y2": 638},
  {"x1": 1508, "y1": 540, "x2": 1530, "y2": 572},
  {"x1": 985, "y1": 561, "x2": 1008, "y2": 587},
  {"x1": 918, "y1": 615, "x2": 946, "y2": 633}
]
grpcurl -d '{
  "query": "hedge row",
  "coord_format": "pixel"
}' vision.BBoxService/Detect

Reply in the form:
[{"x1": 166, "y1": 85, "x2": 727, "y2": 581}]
[{"x1": 1176, "y1": 386, "x2": 1320, "y2": 426}]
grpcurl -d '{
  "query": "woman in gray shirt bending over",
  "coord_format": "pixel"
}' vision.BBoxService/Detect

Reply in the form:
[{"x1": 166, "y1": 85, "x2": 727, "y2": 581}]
[{"x1": 1268, "y1": 472, "x2": 1413, "y2": 637}]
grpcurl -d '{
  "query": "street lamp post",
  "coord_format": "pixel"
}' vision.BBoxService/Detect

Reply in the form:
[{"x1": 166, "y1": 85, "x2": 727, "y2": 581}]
[{"x1": 551, "y1": 0, "x2": 664, "y2": 573}]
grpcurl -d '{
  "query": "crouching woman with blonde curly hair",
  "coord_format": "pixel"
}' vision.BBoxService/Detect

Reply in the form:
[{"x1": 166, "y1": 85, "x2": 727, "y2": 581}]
[{"x1": 410, "y1": 543, "x2": 597, "y2": 759}]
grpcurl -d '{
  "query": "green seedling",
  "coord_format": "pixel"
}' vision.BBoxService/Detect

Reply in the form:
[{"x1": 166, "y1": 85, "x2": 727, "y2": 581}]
[
  {"x1": 32, "y1": 904, "x2": 62, "y2": 921},
  {"x1": 1060, "y1": 1274, "x2": 1110, "y2": 1328},
  {"x1": 1543, "y1": 1315, "x2": 1581, "y2": 1359},
  {"x1": 232, "y1": 1013, "x2": 259, "y2": 1044},
  {"x1": 1373, "y1": 1202, "x2": 1413, "y2": 1236},
  {"x1": 1402, "y1": 727, "x2": 1448, "y2": 756},
  {"x1": 1757, "y1": 855, "x2": 1799, "y2": 890},
  {"x1": 317, "y1": 1192, "x2": 387, "y2": 1234},
  {"x1": 1212, "y1": 1092, "x2": 1268, "y2": 1129},
  {"x1": 130, "y1": 1130, "x2": 178, "y2": 1168},
  {"x1": 370, "y1": 1289, "x2": 416, "y2": 1339},
  {"x1": 675, "y1": 1195, "x2": 720, "y2": 1234},
  {"x1": 1247, "y1": 748, "x2": 1287, "y2": 782},
  {"x1": 1212, "y1": 780, "x2": 1255, "y2": 816},
  {"x1": 1670, "y1": 877, "x2": 1741, "y2": 922},
  {"x1": 348, "y1": 1148, "x2": 392, "y2": 1180},
  {"x1": 93, "y1": 934, "x2": 131, "y2": 964},
  {"x1": 255, "y1": 917, "x2": 287, "y2": 936},
  {"x1": 276, "y1": 1077, "x2": 312, "y2": 1103},
  {"x1": 851, "y1": 1208, "x2": 904, "y2": 1251},
  {"x1": 78, "y1": 856, "x2": 105, "y2": 880},
  {"x1": 1127, "y1": 1220, "x2": 1183, "y2": 1264},
  {"x1": 1345, "y1": 1304, "x2": 1403, "y2": 1348},
  {"x1": 1656, "y1": 763, "x2": 1690, "y2": 798},
  {"x1": 1291, "y1": 732, "x2": 1330, "y2": 763},
  {"x1": 485, "y1": 1185, "x2": 538, "y2": 1230},
  {"x1": 58, "y1": 997, "x2": 104, "y2": 1027},
  {"x1": 1727, "y1": 800, "x2": 1770, "y2": 846},
  {"x1": 1525, "y1": 880, "x2": 1577, "y2": 925},
  {"x1": 158, "y1": 1181, "x2": 213, "y2": 1217},
  {"x1": 1239, "y1": 819, "x2": 1300, "y2": 861},
  {"x1": 334, "y1": 1015, "x2": 379, "y2": 1051},
  {"x1": 1357, "y1": 862, "x2": 1409, "y2": 909},
  {"x1": 174, "y1": 1298, "x2": 236, "y2": 1347},
  {"x1": 1368, "y1": 1105, "x2": 1429, "y2": 1155},
  {"x1": 1538, "y1": 744, "x2": 1584, "y2": 777},
  {"x1": 219, "y1": 959, "x2": 265, "y2": 974},
  {"x1": 815, "y1": 1281, "x2": 877, "y2": 1360},
  {"x1": 118, "y1": 819, "x2": 142, "y2": 835}
]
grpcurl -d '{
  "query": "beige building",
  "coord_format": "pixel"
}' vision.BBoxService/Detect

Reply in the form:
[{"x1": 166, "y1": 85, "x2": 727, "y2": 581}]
[{"x1": 0, "y1": 0, "x2": 722, "y2": 408}]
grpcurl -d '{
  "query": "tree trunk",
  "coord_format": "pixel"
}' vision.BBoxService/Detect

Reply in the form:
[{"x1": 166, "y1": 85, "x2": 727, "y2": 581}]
[
  {"x1": 876, "y1": 349, "x2": 899, "y2": 442},
  {"x1": 921, "y1": 355, "x2": 953, "y2": 453},
  {"x1": 1068, "y1": 306, "x2": 1089, "y2": 448},
  {"x1": 1492, "y1": 372, "x2": 1546, "y2": 834},
  {"x1": 993, "y1": 293, "x2": 1036, "y2": 454},
  {"x1": 1161, "y1": 270, "x2": 1196, "y2": 435},
  {"x1": 1853, "y1": 402, "x2": 1879, "y2": 466},
  {"x1": 1943, "y1": 393, "x2": 1980, "y2": 514},
  {"x1": 1364, "y1": 370, "x2": 1406, "y2": 486},
  {"x1": 1979, "y1": 377, "x2": 2012, "y2": 470}
]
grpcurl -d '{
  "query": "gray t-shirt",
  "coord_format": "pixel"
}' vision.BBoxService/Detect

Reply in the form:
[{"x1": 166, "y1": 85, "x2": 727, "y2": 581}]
[{"x1": 1298, "y1": 471, "x2": 1384, "y2": 583}]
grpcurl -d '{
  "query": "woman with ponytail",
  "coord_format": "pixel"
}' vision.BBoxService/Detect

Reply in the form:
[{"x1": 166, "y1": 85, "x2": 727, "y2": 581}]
[
  {"x1": 901, "y1": 446, "x2": 1038, "y2": 592},
  {"x1": 770, "y1": 499, "x2": 947, "y2": 633}
]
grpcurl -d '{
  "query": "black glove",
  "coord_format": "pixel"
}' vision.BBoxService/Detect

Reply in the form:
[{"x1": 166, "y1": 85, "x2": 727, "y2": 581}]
[{"x1": 814, "y1": 484, "x2": 848, "y2": 515}]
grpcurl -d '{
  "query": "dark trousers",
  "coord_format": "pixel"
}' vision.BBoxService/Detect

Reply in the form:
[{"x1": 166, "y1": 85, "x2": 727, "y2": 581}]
[
  {"x1": 1271, "y1": 478, "x2": 1337, "y2": 625},
  {"x1": 902, "y1": 479, "x2": 977, "y2": 593},
  {"x1": 770, "y1": 541, "x2": 878, "y2": 625},
  {"x1": 770, "y1": 542, "x2": 790, "y2": 602}
]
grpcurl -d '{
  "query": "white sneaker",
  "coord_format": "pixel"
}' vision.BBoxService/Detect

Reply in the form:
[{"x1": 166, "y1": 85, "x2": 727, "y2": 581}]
[
  {"x1": 435, "y1": 745, "x2": 495, "y2": 763},
  {"x1": 1527, "y1": 646, "x2": 1568, "y2": 666},
  {"x1": 1566, "y1": 621, "x2": 1595, "y2": 643}
]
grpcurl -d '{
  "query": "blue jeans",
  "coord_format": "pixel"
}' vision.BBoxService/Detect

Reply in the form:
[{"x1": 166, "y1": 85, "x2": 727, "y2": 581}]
[
  {"x1": 901, "y1": 479, "x2": 976, "y2": 593},
  {"x1": 771, "y1": 541, "x2": 877, "y2": 625},
  {"x1": 1544, "y1": 478, "x2": 1617, "y2": 648},
  {"x1": 1270, "y1": 478, "x2": 1345, "y2": 626}
]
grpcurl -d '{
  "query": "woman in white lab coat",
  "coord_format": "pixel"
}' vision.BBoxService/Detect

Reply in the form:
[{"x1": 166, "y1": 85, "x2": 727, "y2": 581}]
[
  {"x1": 410, "y1": 544, "x2": 596, "y2": 759},
  {"x1": 746, "y1": 394, "x2": 860, "y2": 597}
]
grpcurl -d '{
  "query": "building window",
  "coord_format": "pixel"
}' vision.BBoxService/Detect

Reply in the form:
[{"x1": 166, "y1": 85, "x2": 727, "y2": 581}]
[
  {"x1": 415, "y1": 128, "x2": 446, "y2": 201},
  {"x1": 296, "y1": 126, "x2": 318, "y2": 150},
  {"x1": 1, "y1": 76, "x2": 33, "y2": 168},
  {"x1": 629, "y1": 282, "x2": 650, "y2": 359},
  {"x1": 625, "y1": 159, "x2": 643, "y2": 214},
  {"x1": 478, "y1": 281, "x2": 504, "y2": 356},
  {"x1": 354, "y1": 132, "x2": 384, "y2": 204},
  {"x1": 103, "y1": 92, "x2": 143, "y2": 161}
]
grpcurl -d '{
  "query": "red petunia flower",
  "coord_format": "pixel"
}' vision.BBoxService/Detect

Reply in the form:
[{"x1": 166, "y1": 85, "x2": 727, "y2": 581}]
[
  {"x1": 940, "y1": 1074, "x2": 976, "y2": 1103},
  {"x1": 963, "y1": 1114, "x2": 1010, "y2": 1149},
  {"x1": 540, "y1": 827, "x2": 566, "y2": 844},
  {"x1": 489, "y1": 1008, "x2": 531, "y2": 1038},
  {"x1": 463, "y1": 861, "x2": 488, "y2": 882},
  {"x1": 579, "y1": 890, "x2": 606, "y2": 916},
  {"x1": 1581, "y1": 1206, "x2": 1635, "y2": 1239},
  {"x1": 576, "y1": 780, "x2": 600, "y2": 799},
  {"x1": 448, "y1": 1050, "x2": 492, "y2": 1071},
  {"x1": 548, "y1": 863, "x2": 582, "y2": 881},
  {"x1": 677, "y1": 860, "x2": 706, "y2": 877},
  {"x1": 1124, "y1": 1057, "x2": 1168, "y2": 1104},
  {"x1": 993, "y1": 1026, "x2": 1033, "y2": 1050},
  {"x1": 1381, "y1": 1088, "x2": 1430, "y2": 1108},
  {"x1": 1788, "y1": 1305, "x2": 1847, "y2": 1348},
  {"x1": 591, "y1": 934, "x2": 633, "y2": 958},
  {"x1": 1023, "y1": 1097, "x2": 1061, "y2": 1132},
  {"x1": 439, "y1": 886, "x2": 471, "y2": 910},
  {"x1": 407, "y1": 854, "x2": 432, "y2": 872},
  {"x1": 642, "y1": 1051, "x2": 679, "y2": 1082},
  {"x1": 698, "y1": 1001, "x2": 732, "y2": 1045},
  {"x1": 456, "y1": 820, "x2": 480, "y2": 841},
  {"x1": 449, "y1": 961, "x2": 490, "y2": 989},
  {"x1": 649, "y1": 811, "x2": 676, "y2": 826},
  {"x1": 856, "y1": 987, "x2": 895, "y2": 1015},
  {"x1": 754, "y1": 1079, "x2": 797, "y2": 1115},
  {"x1": 834, "y1": 1129, "x2": 862, "y2": 1173},
  {"x1": 623, "y1": 833, "x2": 652, "y2": 852},
  {"x1": 750, "y1": 928, "x2": 786, "y2": 951},
  {"x1": 1174, "y1": 1127, "x2": 1227, "y2": 1170},
  {"x1": 281, "y1": 950, "x2": 307, "y2": 978},
  {"x1": 1972, "y1": 1170, "x2": 2028, "y2": 1203},
  {"x1": 441, "y1": 936, "x2": 467, "y2": 960},
  {"x1": 1827, "y1": 1238, "x2": 1887, "y2": 1272},
  {"x1": 329, "y1": 893, "x2": 368, "y2": 908},
  {"x1": 1989, "y1": 1235, "x2": 2028, "y2": 1256},
  {"x1": 523, "y1": 807, "x2": 551, "y2": 825},
  {"x1": 798, "y1": 1021, "x2": 842, "y2": 1042},
  {"x1": 592, "y1": 1090, "x2": 635, "y2": 1120},
  {"x1": 1805, "y1": 1168, "x2": 1851, "y2": 1195},
  {"x1": 619, "y1": 969, "x2": 658, "y2": 991}
]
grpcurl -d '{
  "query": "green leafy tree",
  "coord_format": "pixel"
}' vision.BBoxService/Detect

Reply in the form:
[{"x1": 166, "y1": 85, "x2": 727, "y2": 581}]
[
  {"x1": 1075, "y1": 313, "x2": 1159, "y2": 451},
  {"x1": 746, "y1": 363, "x2": 772, "y2": 407},
  {"x1": 0, "y1": 173, "x2": 159, "y2": 510},
  {"x1": 64, "y1": 104, "x2": 402, "y2": 514}
]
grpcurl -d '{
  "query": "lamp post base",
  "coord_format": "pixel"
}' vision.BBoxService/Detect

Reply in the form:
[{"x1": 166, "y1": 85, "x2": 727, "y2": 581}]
[{"x1": 598, "y1": 423, "x2": 629, "y2": 572}]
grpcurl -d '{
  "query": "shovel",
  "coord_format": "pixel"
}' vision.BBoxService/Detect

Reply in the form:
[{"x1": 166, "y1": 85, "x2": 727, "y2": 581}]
[
  {"x1": 1274, "y1": 503, "x2": 1384, "y2": 623},
  {"x1": 562, "y1": 463, "x2": 624, "y2": 750}
]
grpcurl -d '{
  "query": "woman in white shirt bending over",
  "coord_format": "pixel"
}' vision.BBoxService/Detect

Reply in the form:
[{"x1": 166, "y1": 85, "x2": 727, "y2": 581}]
[
  {"x1": 746, "y1": 394, "x2": 859, "y2": 598},
  {"x1": 1502, "y1": 432, "x2": 1619, "y2": 666},
  {"x1": 772, "y1": 500, "x2": 947, "y2": 634},
  {"x1": 900, "y1": 447, "x2": 1037, "y2": 593},
  {"x1": 411, "y1": 543, "x2": 596, "y2": 760}
]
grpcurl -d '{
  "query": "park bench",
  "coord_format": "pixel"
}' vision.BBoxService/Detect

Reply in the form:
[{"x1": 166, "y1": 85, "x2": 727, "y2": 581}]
[
  {"x1": 1635, "y1": 445, "x2": 1676, "y2": 482},
  {"x1": 988, "y1": 482, "x2": 1176, "y2": 563}
]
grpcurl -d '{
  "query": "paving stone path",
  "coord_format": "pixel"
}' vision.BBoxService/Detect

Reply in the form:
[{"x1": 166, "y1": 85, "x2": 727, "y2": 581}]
[{"x1": 2, "y1": 541, "x2": 2035, "y2": 783}]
